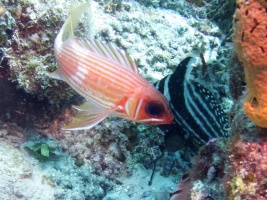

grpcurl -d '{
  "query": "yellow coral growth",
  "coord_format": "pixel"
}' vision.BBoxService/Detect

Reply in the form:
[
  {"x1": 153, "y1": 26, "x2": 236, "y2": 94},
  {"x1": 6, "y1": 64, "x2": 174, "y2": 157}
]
[{"x1": 233, "y1": 0, "x2": 267, "y2": 127}]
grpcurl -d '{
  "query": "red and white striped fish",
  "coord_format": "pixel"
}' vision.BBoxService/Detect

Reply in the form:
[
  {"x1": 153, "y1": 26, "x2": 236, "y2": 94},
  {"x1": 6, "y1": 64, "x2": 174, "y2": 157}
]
[{"x1": 48, "y1": 2, "x2": 173, "y2": 130}]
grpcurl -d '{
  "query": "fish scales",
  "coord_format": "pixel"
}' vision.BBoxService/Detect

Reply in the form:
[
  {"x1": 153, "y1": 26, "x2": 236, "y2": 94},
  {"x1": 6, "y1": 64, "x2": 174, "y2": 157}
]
[
  {"x1": 61, "y1": 40, "x2": 144, "y2": 88},
  {"x1": 59, "y1": 41, "x2": 142, "y2": 88},
  {"x1": 57, "y1": 41, "x2": 147, "y2": 106}
]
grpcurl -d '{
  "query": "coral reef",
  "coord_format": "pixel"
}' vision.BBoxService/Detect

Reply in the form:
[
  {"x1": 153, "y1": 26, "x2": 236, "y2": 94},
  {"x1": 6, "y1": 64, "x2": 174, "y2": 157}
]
[
  {"x1": 1, "y1": 0, "x2": 227, "y2": 100},
  {"x1": 0, "y1": 0, "x2": 230, "y2": 131},
  {"x1": 2, "y1": 0, "x2": 77, "y2": 104},
  {"x1": 227, "y1": 1, "x2": 267, "y2": 197},
  {"x1": 138, "y1": 0, "x2": 235, "y2": 35},
  {"x1": 225, "y1": 97, "x2": 267, "y2": 200},
  {"x1": 97, "y1": 0, "x2": 123, "y2": 13},
  {"x1": 188, "y1": 138, "x2": 228, "y2": 199},
  {"x1": 93, "y1": 0, "x2": 226, "y2": 83},
  {"x1": 233, "y1": 0, "x2": 267, "y2": 128},
  {"x1": 0, "y1": 0, "x2": 239, "y2": 199},
  {"x1": 58, "y1": 119, "x2": 131, "y2": 180},
  {"x1": 228, "y1": 54, "x2": 245, "y2": 101},
  {"x1": 131, "y1": 125, "x2": 165, "y2": 166},
  {"x1": 0, "y1": 121, "x2": 110, "y2": 199},
  {"x1": 164, "y1": 137, "x2": 228, "y2": 200},
  {"x1": 0, "y1": 1, "x2": 85, "y2": 135},
  {"x1": 0, "y1": 136, "x2": 112, "y2": 199}
]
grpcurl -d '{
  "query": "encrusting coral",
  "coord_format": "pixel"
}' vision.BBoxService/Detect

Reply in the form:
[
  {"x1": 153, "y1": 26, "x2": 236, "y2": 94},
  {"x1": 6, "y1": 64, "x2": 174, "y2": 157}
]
[
  {"x1": 233, "y1": 0, "x2": 267, "y2": 128},
  {"x1": 224, "y1": 96, "x2": 267, "y2": 199}
]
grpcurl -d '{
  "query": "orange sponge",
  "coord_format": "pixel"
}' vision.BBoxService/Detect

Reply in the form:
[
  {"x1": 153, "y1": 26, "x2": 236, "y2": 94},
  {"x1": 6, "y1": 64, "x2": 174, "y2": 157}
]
[{"x1": 233, "y1": 0, "x2": 267, "y2": 127}]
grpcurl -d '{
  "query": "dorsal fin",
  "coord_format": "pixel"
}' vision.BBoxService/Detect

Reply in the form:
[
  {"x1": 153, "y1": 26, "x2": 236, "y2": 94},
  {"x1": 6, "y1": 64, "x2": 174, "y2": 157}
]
[
  {"x1": 169, "y1": 57, "x2": 195, "y2": 83},
  {"x1": 55, "y1": 2, "x2": 91, "y2": 49},
  {"x1": 70, "y1": 0, "x2": 78, "y2": 38},
  {"x1": 76, "y1": 39, "x2": 139, "y2": 73}
]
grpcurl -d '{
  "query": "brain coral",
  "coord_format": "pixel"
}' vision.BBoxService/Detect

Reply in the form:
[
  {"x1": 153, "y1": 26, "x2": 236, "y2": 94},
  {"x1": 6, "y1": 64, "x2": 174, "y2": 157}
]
[{"x1": 233, "y1": 0, "x2": 267, "y2": 127}]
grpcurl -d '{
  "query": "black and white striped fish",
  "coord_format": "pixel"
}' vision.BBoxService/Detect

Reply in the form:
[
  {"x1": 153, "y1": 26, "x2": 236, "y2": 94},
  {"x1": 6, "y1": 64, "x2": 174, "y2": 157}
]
[{"x1": 155, "y1": 57, "x2": 229, "y2": 146}]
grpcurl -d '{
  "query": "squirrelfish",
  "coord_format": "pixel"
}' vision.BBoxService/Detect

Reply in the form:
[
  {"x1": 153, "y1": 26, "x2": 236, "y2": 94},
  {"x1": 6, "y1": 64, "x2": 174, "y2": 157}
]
[{"x1": 48, "y1": 2, "x2": 173, "y2": 130}]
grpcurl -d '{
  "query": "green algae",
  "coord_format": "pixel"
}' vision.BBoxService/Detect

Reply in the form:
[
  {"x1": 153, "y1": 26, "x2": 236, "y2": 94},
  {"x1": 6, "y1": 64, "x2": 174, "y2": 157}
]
[{"x1": 25, "y1": 142, "x2": 51, "y2": 162}]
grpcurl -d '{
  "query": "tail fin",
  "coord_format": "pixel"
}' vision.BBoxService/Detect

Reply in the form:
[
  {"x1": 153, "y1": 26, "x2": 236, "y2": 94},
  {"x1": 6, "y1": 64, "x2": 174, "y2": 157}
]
[{"x1": 54, "y1": 1, "x2": 91, "y2": 48}]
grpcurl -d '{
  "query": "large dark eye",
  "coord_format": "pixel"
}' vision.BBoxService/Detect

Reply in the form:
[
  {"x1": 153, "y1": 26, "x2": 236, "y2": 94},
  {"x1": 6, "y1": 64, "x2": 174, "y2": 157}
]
[{"x1": 145, "y1": 101, "x2": 164, "y2": 117}]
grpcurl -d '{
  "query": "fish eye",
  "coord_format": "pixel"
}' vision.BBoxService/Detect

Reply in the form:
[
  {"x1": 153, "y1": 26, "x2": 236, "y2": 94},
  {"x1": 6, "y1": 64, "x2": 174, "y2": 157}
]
[{"x1": 145, "y1": 101, "x2": 164, "y2": 117}]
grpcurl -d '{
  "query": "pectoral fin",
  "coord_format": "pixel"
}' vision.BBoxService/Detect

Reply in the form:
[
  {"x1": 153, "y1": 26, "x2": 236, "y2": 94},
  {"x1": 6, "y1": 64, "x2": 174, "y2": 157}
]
[
  {"x1": 63, "y1": 101, "x2": 113, "y2": 130},
  {"x1": 72, "y1": 101, "x2": 101, "y2": 113}
]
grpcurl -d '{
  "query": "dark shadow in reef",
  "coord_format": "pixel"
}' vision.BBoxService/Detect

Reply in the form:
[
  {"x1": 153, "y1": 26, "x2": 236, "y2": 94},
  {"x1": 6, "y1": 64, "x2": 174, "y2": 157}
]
[{"x1": 0, "y1": 78, "x2": 81, "y2": 130}]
